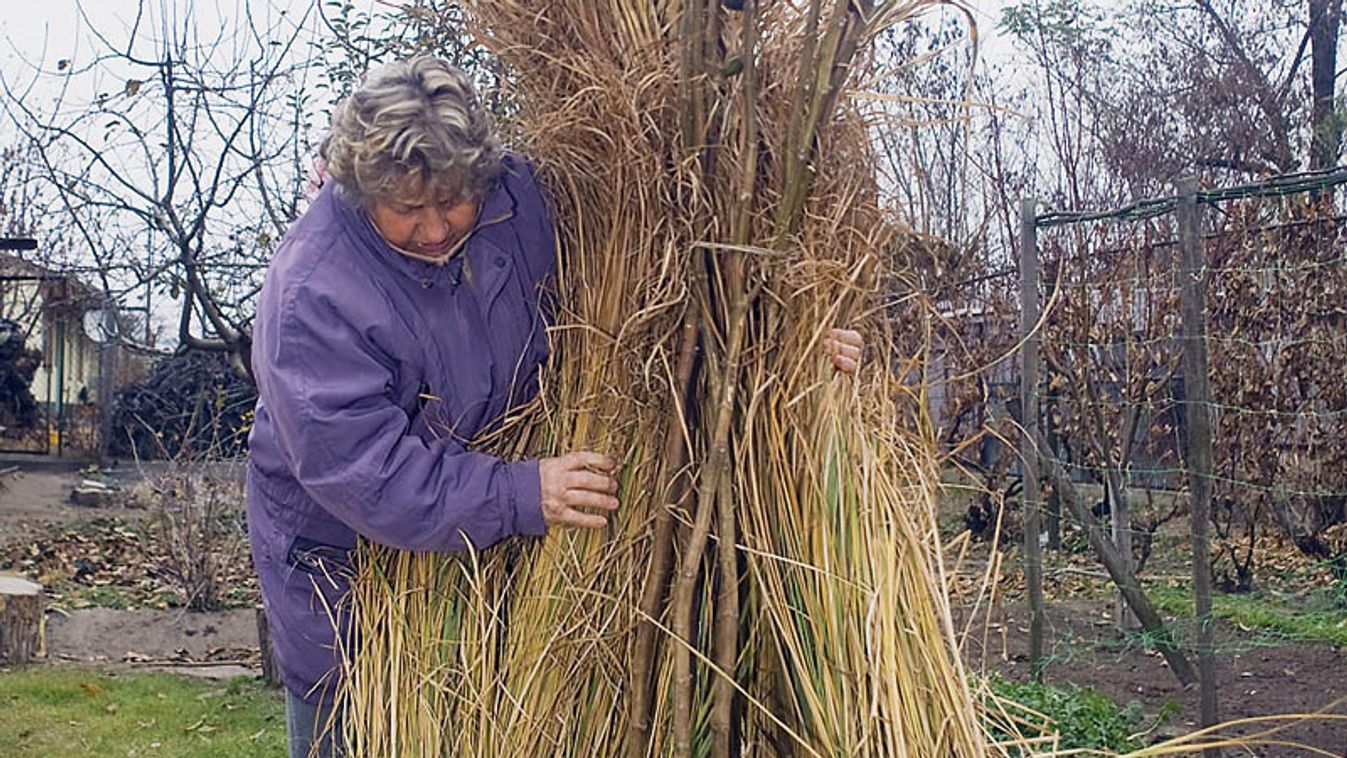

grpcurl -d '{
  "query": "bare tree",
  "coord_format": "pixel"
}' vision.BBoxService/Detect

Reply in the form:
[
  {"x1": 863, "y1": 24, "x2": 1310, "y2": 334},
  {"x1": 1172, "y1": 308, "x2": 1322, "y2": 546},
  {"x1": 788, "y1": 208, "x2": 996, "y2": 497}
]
[
  {"x1": 997, "y1": 0, "x2": 1347, "y2": 591},
  {"x1": 1, "y1": 0, "x2": 319, "y2": 382},
  {"x1": 1309, "y1": 0, "x2": 1343, "y2": 170},
  {"x1": 315, "y1": 0, "x2": 503, "y2": 106},
  {"x1": 1001, "y1": 0, "x2": 1341, "y2": 201}
]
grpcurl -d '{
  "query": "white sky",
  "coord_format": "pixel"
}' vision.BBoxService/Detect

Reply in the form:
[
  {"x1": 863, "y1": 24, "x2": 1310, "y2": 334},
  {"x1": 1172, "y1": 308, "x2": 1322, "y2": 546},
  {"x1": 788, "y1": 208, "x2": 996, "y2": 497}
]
[
  {"x1": 0, "y1": 0, "x2": 1023, "y2": 148},
  {"x1": 0, "y1": 0, "x2": 1020, "y2": 79},
  {"x1": 0, "y1": 1, "x2": 322, "y2": 108}
]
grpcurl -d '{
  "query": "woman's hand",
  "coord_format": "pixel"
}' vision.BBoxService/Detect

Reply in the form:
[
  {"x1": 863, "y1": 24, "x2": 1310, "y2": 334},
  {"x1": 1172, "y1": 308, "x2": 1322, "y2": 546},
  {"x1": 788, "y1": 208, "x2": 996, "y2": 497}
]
[
  {"x1": 539, "y1": 452, "x2": 620, "y2": 530},
  {"x1": 823, "y1": 328, "x2": 864, "y2": 375}
]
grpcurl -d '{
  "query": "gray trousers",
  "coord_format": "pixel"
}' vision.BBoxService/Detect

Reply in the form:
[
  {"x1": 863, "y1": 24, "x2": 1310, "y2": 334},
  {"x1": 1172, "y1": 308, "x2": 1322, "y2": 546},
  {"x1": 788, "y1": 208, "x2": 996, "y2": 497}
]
[{"x1": 285, "y1": 688, "x2": 342, "y2": 758}]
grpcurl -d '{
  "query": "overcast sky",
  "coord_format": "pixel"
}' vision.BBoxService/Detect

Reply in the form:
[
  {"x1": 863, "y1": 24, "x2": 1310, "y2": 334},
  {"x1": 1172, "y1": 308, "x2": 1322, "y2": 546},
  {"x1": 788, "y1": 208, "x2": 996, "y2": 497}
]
[
  {"x1": 0, "y1": 1, "x2": 320, "y2": 110},
  {"x1": 0, "y1": 0, "x2": 1019, "y2": 83},
  {"x1": 0, "y1": 0, "x2": 1023, "y2": 178}
]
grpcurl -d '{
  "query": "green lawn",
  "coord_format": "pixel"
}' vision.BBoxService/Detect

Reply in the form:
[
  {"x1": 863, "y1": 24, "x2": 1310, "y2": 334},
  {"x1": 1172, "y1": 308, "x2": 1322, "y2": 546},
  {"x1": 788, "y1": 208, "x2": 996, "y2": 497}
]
[
  {"x1": 1147, "y1": 583, "x2": 1347, "y2": 646},
  {"x1": 0, "y1": 666, "x2": 285, "y2": 757}
]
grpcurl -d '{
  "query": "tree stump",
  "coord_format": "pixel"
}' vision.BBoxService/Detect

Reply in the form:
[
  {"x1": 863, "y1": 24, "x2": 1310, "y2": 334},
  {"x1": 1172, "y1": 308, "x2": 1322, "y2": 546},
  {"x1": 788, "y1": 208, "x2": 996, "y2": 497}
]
[{"x1": 0, "y1": 575, "x2": 43, "y2": 664}]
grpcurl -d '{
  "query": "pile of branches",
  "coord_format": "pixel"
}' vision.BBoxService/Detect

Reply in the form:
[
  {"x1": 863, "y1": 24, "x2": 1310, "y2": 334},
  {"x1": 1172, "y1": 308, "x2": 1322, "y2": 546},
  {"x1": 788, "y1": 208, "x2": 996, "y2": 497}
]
[
  {"x1": 341, "y1": 3, "x2": 994, "y2": 757},
  {"x1": 109, "y1": 350, "x2": 256, "y2": 460}
]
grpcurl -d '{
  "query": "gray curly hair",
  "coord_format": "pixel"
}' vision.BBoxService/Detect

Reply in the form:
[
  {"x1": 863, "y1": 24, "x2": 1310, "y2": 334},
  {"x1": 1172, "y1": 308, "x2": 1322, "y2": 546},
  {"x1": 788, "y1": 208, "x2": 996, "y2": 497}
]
[{"x1": 321, "y1": 56, "x2": 501, "y2": 208}]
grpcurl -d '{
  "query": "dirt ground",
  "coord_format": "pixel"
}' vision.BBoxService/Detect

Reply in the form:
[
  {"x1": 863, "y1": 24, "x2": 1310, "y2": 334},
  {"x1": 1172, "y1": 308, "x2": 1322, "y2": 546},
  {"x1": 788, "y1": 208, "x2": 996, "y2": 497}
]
[
  {"x1": 45, "y1": 607, "x2": 261, "y2": 681},
  {"x1": 0, "y1": 459, "x2": 120, "y2": 543},
  {"x1": 962, "y1": 597, "x2": 1347, "y2": 755},
  {"x1": 0, "y1": 458, "x2": 262, "y2": 680},
  {"x1": 942, "y1": 471, "x2": 1347, "y2": 755}
]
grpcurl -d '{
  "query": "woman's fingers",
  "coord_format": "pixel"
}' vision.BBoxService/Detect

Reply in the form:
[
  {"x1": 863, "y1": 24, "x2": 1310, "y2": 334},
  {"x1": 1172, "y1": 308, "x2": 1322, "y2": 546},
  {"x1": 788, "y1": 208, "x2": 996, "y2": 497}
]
[
  {"x1": 566, "y1": 488, "x2": 619, "y2": 512},
  {"x1": 540, "y1": 451, "x2": 621, "y2": 531},
  {"x1": 825, "y1": 327, "x2": 864, "y2": 375},
  {"x1": 828, "y1": 327, "x2": 862, "y2": 349},
  {"x1": 832, "y1": 352, "x2": 859, "y2": 374},
  {"x1": 562, "y1": 461, "x2": 619, "y2": 510},
  {"x1": 556, "y1": 507, "x2": 608, "y2": 530},
  {"x1": 564, "y1": 468, "x2": 618, "y2": 496},
  {"x1": 832, "y1": 342, "x2": 861, "y2": 360}
]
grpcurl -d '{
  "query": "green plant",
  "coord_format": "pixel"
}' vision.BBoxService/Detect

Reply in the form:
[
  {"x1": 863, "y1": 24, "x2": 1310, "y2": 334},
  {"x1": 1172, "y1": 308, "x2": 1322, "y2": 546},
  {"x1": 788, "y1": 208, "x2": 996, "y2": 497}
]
[
  {"x1": 984, "y1": 675, "x2": 1144, "y2": 753},
  {"x1": 1322, "y1": 553, "x2": 1347, "y2": 608},
  {"x1": 70, "y1": 586, "x2": 132, "y2": 610}
]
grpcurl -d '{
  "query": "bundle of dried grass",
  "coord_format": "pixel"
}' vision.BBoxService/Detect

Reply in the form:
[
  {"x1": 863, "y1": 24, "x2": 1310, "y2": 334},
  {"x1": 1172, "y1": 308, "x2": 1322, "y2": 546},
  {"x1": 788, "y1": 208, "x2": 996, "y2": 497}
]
[{"x1": 340, "y1": 2, "x2": 992, "y2": 755}]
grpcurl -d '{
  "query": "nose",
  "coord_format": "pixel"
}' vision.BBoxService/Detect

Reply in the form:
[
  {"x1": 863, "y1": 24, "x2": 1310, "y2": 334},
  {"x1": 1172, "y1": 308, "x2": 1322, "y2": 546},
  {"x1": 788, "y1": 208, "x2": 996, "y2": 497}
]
[{"x1": 418, "y1": 207, "x2": 449, "y2": 244}]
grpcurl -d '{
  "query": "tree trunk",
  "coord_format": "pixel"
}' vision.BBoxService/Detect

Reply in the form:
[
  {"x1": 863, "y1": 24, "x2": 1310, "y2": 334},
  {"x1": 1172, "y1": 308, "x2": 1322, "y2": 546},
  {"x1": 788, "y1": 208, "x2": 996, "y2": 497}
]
[
  {"x1": 1310, "y1": 0, "x2": 1343, "y2": 170},
  {"x1": 0, "y1": 575, "x2": 43, "y2": 664},
  {"x1": 1108, "y1": 474, "x2": 1140, "y2": 631},
  {"x1": 1036, "y1": 441, "x2": 1198, "y2": 687}
]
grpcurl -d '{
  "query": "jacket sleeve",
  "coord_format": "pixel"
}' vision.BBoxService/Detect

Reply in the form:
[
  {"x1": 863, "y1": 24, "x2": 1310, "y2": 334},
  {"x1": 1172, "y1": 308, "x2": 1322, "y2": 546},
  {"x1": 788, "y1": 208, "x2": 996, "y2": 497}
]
[{"x1": 257, "y1": 285, "x2": 547, "y2": 552}]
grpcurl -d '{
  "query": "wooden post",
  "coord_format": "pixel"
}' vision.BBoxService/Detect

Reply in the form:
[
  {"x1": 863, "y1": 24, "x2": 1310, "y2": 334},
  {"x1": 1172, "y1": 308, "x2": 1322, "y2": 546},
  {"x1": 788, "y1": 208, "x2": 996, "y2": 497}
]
[
  {"x1": 256, "y1": 605, "x2": 280, "y2": 686},
  {"x1": 1176, "y1": 177, "x2": 1220, "y2": 741},
  {"x1": 97, "y1": 306, "x2": 120, "y2": 467},
  {"x1": 53, "y1": 318, "x2": 67, "y2": 457},
  {"x1": 1019, "y1": 197, "x2": 1045, "y2": 675},
  {"x1": 0, "y1": 575, "x2": 44, "y2": 664},
  {"x1": 1043, "y1": 299, "x2": 1063, "y2": 552},
  {"x1": 1046, "y1": 487, "x2": 1062, "y2": 550}
]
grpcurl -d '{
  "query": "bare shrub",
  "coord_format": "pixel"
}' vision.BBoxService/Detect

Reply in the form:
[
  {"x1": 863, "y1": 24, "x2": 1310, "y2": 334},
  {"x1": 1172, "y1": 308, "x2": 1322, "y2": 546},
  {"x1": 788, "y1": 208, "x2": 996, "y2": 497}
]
[{"x1": 133, "y1": 463, "x2": 248, "y2": 612}]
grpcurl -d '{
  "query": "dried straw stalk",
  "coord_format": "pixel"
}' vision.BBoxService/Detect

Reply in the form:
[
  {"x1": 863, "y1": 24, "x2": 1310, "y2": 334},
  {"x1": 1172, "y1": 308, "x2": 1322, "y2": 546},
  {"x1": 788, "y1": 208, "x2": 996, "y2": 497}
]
[{"x1": 339, "y1": 2, "x2": 994, "y2": 755}]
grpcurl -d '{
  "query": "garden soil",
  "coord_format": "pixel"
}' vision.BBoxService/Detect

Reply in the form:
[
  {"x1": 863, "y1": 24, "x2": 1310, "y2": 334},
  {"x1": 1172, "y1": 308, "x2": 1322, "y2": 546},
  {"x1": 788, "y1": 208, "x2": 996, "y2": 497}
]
[
  {"x1": 3, "y1": 459, "x2": 1343, "y2": 751},
  {"x1": 0, "y1": 458, "x2": 261, "y2": 680},
  {"x1": 967, "y1": 598, "x2": 1347, "y2": 756}
]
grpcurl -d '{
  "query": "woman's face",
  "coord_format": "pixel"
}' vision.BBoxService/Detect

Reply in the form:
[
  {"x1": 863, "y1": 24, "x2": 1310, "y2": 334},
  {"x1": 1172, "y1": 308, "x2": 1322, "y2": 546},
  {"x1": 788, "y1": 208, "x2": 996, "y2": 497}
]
[{"x1": 368, "y1": 178, "x2": 479, "y2": 260}]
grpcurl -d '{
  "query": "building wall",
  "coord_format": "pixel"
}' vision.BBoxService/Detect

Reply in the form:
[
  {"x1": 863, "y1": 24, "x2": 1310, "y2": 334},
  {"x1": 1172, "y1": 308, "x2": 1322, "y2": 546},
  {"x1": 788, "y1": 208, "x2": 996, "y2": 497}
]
[{"x1": 30, "y1": 316, "x2": 103, "y2": 407}]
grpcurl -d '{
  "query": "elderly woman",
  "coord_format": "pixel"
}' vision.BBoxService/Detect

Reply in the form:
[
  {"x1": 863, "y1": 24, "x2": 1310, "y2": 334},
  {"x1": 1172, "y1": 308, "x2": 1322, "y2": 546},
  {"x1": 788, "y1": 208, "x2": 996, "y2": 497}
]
[{"x1": 248, "y1": 56, "x2": 863, "y2": 757}]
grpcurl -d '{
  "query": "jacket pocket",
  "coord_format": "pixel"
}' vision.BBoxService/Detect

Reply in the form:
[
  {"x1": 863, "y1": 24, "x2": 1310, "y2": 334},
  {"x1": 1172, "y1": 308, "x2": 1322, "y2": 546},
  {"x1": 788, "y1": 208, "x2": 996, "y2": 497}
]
[{"x1": 285, "y1": 536, "x2": 355, "y2": 584}]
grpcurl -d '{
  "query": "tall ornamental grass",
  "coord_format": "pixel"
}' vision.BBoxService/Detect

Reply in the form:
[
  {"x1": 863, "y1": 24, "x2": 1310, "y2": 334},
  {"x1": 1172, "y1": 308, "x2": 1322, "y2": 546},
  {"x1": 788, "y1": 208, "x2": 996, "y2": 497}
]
[{"x1": 344, "y1": 2, "x2": 993, "y2": 755}]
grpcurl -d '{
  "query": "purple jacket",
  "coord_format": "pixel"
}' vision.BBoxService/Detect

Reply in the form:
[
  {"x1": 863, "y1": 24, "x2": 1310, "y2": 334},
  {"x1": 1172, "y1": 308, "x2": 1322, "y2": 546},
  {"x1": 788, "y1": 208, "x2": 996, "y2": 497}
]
[{"x1": 247, "y1": 154, "x2": 554, "y2": 702}]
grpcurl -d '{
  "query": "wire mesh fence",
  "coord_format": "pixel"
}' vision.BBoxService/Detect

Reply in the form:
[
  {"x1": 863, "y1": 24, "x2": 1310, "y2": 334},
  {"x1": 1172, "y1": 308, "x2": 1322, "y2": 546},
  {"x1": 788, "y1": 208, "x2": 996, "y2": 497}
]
[{"x1": 928, "y1": 170, "x2": 1347, "y2": 732}]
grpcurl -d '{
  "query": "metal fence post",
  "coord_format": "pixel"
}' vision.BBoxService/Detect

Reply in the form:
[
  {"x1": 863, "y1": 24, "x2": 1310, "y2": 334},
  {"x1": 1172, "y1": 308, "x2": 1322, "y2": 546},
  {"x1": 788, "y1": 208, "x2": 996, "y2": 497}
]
[{"x1": 1176, "y1": 176, "x2": 1220, "y2": 742}]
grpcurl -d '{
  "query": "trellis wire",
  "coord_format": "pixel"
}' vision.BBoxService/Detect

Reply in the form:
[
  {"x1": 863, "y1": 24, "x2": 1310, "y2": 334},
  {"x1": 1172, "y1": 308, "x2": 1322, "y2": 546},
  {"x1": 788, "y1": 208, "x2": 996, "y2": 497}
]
[{"x1": 1035, "y1": 166, "x2": 1347, "y2": 228}]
